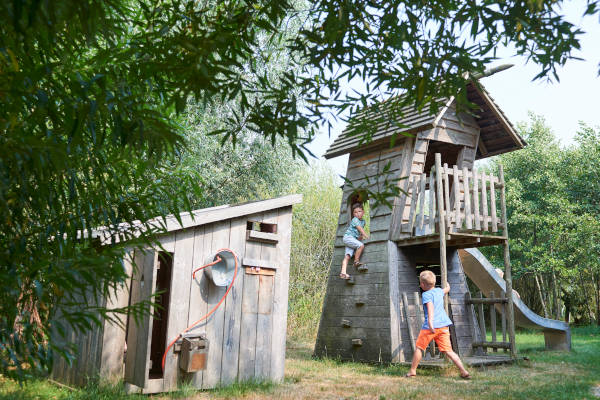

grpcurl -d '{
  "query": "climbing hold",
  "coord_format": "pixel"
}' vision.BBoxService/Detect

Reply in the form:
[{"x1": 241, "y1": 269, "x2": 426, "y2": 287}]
[
  {"x1": 355, "y1": 300, "x2": 365, "y2": 306},
  {"x1": 352, "y1": 339, "x2": 363, "y2": 347},
  {"x1": 341, "y1": 319, "x2": 352, "y2": 328}
]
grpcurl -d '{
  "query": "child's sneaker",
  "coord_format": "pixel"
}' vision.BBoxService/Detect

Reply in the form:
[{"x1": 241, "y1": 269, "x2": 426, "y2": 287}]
[{"x1": 354, "y1": 261, "x2": 368, "y2": 272}]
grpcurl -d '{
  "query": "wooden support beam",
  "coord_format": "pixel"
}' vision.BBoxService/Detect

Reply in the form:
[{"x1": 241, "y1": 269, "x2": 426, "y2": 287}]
[
  {"x1": 465, "y1": 297, "x2": 508, "y2": 305},
  {"x1": 490, "y1": 290, "x2": 497, "y2": 352},
  {"x1": 478, "y1": 291, "x2": 487, "y2": 354},
  {"x1": 499, "y1": 165, "x2": 517, "y2": 357},
  {"x1": 471, "y1": 341, "x2": 511, "y2": 350},
  {"x1": 402, "y1": 293, "x2": 416, "y2": 353},
  {"x1": 435, "y1": 154, "x2": 449, "y2": 314}
]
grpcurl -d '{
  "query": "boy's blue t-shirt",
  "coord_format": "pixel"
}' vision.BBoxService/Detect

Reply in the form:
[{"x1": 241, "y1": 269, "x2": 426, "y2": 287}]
[
  {"x1": 421, "y1": 287, "x2": 453, "y2": 330},
  {"x1": 344, "y1": 217, "x2": 365, "y2": 238}
]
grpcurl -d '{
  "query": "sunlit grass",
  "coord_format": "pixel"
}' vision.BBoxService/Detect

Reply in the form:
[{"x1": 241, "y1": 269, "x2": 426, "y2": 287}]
[{"x1": 1, "y1": 326, "x2": 599, "y2": 399}]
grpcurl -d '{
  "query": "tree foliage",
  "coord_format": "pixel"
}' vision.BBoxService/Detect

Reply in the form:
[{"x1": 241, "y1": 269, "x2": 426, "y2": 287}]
[{"x1": 483, "y1": 116, "x2": 600, "y2": 324}]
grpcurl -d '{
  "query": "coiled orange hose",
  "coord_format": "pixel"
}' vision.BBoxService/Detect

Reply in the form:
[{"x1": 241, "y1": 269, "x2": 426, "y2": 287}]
[{"x1": 161, "y1": 248, "x2": 239, "y2": 371}]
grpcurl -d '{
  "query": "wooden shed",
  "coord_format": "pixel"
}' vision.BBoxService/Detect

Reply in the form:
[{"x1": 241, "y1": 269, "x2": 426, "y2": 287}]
[
  {"x1": 314, "y1": 76, "x2": 531, "y2": 364},
  {"x1": 51, "y1": 194, "x2": 302, "y2": 393}
]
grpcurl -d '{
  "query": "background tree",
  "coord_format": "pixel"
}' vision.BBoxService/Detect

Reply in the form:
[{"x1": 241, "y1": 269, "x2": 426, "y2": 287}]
[
  {"x1": 482, "y1": 116, "x2": 600, "y2": 324},
  {"x1": 287, "y1": 162, "x2": 341, "y2": 341}
]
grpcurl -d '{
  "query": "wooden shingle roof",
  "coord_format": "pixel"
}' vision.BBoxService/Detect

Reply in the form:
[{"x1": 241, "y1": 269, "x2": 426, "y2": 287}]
[
  {"x1": 87, "y1": 194, "x2": 302, "y2": 245},
  {"x1": 324, "y1": 81, "x2": 525, "y2": 159}
]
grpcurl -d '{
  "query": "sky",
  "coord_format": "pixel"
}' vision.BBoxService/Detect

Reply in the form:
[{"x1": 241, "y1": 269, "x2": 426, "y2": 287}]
[{"x1": 308, "y1": 3, "x2": 600, "y2": 177}]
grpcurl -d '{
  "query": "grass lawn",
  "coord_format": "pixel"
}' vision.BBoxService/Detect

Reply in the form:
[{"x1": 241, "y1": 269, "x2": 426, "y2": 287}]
[{"x1": 1, "y1": 326, "x2": 599, "y2": 400}]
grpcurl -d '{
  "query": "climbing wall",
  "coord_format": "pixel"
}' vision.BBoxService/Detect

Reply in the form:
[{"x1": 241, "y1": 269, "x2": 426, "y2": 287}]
[{"x1": 314, "y1": 141, "x2": 408, "y2": 362}]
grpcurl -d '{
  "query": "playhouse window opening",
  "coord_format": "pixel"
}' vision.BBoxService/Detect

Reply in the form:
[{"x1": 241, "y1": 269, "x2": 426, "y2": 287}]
[
  {"x1": 149, "y1": 251, "x2": 173, "y2": 379},
  {"x1": 423, "y1": 141, "x2": 464, "y2": 175},
  {"x1": 246, "y1": 221, "x2": 277, "y2": 233},
  {"x1": 346, "y1": 191, "x2": 370, "y2": 231},
  {"x1": 415, "y1": 264, "x2": 442, "y2": 291}
]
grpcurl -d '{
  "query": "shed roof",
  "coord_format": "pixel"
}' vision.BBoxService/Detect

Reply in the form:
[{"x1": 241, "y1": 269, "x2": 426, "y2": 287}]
[
  {"x1": 324, "y1": 80, "x2": 525, "y2": 159},
  {"x1": 90, "y1": 194, "x2": 302, "y2": 245}
]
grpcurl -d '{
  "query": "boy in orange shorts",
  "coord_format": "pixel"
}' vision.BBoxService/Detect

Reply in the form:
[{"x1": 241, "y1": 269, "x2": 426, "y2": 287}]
[{"x1": 406, "y1": 270, "x2": 470, "y2": 379}]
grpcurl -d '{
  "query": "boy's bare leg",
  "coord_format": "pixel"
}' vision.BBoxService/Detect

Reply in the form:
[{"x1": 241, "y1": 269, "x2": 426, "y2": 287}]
[
  {"x1": 341, "y1": 255, "x2": 350, "y2": 276},
  {"x1": 407, "y1": 348, "x2": 422, "y2": 376},
  {"x1": 354, "y1": 245, "x2": 364, "y2": 264},
  {"x1": 444, "y1": 351, "x2": 469, "y2": 377}
]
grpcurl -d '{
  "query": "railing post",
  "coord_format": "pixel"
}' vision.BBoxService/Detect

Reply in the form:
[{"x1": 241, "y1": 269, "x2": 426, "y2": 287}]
[
  {"x1": 435, "y1": 154, "x2": 448, "y2": 313},
  {"x1": 499, "y1": 164, "x2": 517, "y2": 357}
]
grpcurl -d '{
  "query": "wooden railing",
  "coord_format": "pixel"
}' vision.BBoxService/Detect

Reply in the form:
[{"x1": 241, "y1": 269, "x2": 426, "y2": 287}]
[
  {"x1": 401, "y1": 155, "x2": 506, "y2": 237},
  {"x1": 466, "y1": 290, "x2": 513, "y2": 354}
]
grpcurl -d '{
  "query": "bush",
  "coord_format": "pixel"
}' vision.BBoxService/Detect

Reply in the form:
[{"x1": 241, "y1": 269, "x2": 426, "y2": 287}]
[{"x1": 287, "y1": 162, "x2": 342, "y2": 342}]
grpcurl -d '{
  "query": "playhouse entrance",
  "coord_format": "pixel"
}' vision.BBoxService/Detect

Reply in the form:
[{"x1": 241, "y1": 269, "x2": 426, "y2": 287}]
[{"x1": 149, "y1": 252, "x2": 173, "y2": 379}]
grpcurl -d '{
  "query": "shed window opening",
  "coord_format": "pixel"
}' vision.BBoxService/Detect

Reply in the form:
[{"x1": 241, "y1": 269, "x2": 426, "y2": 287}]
[{"x1": 246, "y1": 221, "x2": 277, "y2": 233}]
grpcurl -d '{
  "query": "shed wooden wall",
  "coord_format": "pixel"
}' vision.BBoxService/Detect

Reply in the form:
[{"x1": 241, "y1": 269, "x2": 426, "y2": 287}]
[
  {"x1": 52, "y1": 206, "x2": 293, "y2": 393},
  {"x1": 51, "y1": 257, "x2": 131, "y2": 386},
  {"x1": 123, "y1": 206, "x2": 293, "y2": 393}
]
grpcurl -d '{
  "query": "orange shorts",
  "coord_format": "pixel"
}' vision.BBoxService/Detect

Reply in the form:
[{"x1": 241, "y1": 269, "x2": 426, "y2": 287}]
[{"x1": 415, "y1": 326, "x2": 452, "y2": 352}]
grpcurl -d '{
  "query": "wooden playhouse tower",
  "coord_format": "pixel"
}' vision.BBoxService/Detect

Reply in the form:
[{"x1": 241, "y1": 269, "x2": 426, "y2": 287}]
[{"x1": 314, "y1": 77, "x2": 527, "y2": 364}]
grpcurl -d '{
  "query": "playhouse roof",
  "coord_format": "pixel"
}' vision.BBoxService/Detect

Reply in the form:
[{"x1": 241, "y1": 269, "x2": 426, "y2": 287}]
[
  {"x1": 324, "y1": 80, "x2": 525, "y2": 159},
  {"x1": 88, "y1": 194, "x2": 302, "y2": 245}
]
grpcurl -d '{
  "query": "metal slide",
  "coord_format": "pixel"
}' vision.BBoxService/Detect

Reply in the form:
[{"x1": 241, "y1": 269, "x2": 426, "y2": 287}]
[{"x1": 459, "y1": 248, "x2": 571, "y2": 351}]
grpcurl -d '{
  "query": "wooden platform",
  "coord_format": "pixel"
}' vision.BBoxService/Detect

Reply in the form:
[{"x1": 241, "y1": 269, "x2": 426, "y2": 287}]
[
  {"x1": 399, "y1": 354, "x2": 518, "y2": 368},
  {"x1": 395, "y1": 232, "x2": 507, "y2": 248}
]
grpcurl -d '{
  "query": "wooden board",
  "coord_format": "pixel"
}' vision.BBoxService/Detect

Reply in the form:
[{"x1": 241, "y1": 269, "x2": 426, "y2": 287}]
[
  {"x1": 254, "y1": 210, "x2": 278, "y2": 380},
  {"x1": 124, "y1": 249, "x2": 158, "y2": 388},
  {"x1": 220, "y1": 217, "x2": 248, "y2": 385},
  {"x1": 163, "y1": 228, "x2": 196, "y2": 390},
  {"x1": 185, "y1": 226, "x2": 210, "y2": 388},
  {"x1": 202, "y1": 220, "x2": 231, "y2": 388},
  {"x1": 99, "y1": 249, "x2": 134, "y2": 380},
  {"x1": 237, "y1": 212, "x2": 263, "y2": 382}
]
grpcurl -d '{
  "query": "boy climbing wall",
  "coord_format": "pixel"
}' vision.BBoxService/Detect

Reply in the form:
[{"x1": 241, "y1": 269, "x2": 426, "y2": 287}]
[{"x1": 339, "y1": 203, "x2": 369, "y2": 279}]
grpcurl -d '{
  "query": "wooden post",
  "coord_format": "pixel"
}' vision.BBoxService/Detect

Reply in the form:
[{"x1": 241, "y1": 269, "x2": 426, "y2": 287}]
[
  {"x1": 452, "y1": 165, "x2": 461, "y2": 230},
  {"x1": 417, "y1": 173, "x2": 427, "y2": 231},
  {"x1": 501, "y1": 290, "x2": 507, "y2": 353},
  {"x1": 402, "y1": 293, "x2": 416, "y2": 353},
  {"x1": 428, "y1": 172, "x2": 436, "y2": 233},
  {"x1": 490, "y1": 290, "x2": 497, "y2": 352},
  {"x1": 478, "y1": 291, "x2": 486, "y2": 354},
  {"x1": 463, "y1": 167, "x2": 472, "y2": 230},
  {"x1": 435, "y1": 154, "x2": 448, "y2": 313},
  {"x1": 499, "y1": 165, "x2": 517, "y2": 357}
]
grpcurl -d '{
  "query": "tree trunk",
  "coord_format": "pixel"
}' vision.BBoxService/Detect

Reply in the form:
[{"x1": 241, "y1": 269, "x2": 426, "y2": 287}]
[
  {"x1": 535, "y1": 273, "x2": 549, "y2": 318},
  {"x1": 552, "y1": 268, "x2": 560, "y2": 320},
  {"x1": 579, "y1": 272, "x2": 594, "y2": 324},
  {"x1": 595, "y1": 272, "x2": 600, "y2": 326}
]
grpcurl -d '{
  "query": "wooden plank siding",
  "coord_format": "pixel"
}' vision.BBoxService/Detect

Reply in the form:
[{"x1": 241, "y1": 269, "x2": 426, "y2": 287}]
[
  {"x1": 315, "y1": 141, "x2": 405, "y2": 362},
  {"x1": 219, "y1": 217, "x2": 248, "y2": 385},
  {"x1": 185, "y1": 225, "x2": 210, "y2": 388},
  {"x1": 269, "y1": 206, "x2": 293, "y2": 382},
  {"x1": 51, "y1": 196, "x2": 298, "y2": 393}
]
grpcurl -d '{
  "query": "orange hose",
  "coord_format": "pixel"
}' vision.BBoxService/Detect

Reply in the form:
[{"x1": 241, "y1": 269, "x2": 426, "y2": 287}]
[
  {"x1": 192, "y1": 256, "x2": 221, "y2": 279},
  {"x1": 161, "y1": 248, "x2": 238, "y2": 371}
]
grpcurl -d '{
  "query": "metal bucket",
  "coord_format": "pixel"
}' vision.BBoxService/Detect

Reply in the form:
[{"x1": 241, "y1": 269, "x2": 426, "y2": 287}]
[{"x1": 204, "y1": 250, "x2": 236, "y2": 287}]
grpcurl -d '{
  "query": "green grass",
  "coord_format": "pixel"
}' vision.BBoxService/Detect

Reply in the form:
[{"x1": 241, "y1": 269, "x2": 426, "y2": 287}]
[{"x1": 1, "y1": 326, "x2": 599, "y2": 399}]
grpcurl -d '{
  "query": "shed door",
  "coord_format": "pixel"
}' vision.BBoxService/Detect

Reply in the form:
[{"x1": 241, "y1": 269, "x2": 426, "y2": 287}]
[{"x1": 124, "y1": 249, "x2": 158, "y2": 388}]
